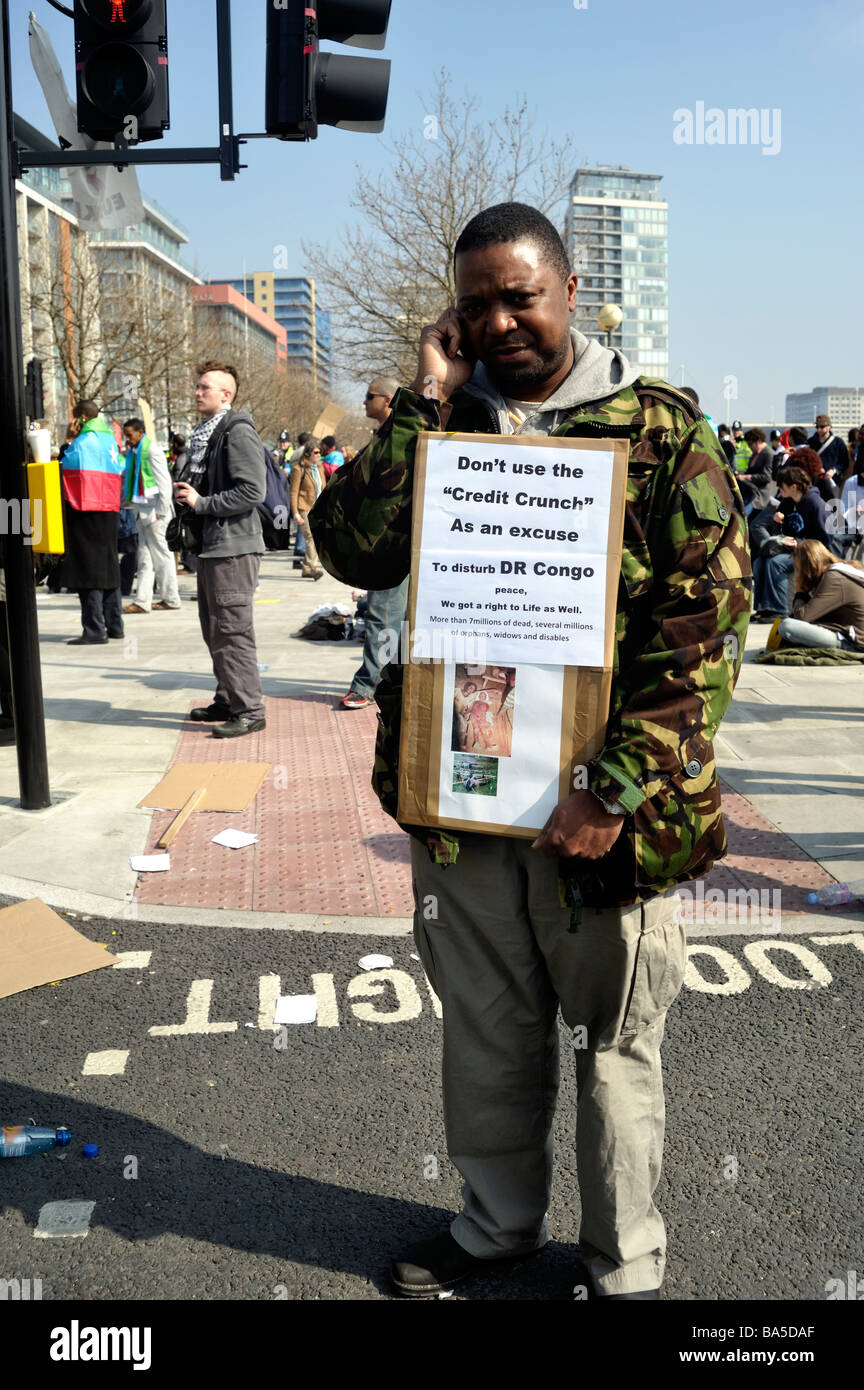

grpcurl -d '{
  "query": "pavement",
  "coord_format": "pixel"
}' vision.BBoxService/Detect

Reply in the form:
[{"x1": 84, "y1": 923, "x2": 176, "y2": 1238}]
[{"x1": 0, "y1": 552, "x2": 861, "y2": 936}]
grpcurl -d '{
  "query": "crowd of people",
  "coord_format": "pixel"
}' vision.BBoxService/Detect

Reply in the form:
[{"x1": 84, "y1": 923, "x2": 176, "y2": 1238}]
[
  {"x1": 725, "y1": 414, "x2": 864, "y2": 649},
  {"x1": 4, "y1": 368, "x2": 862, "y2": 757},
  {"x1": 0, "y1": 368, "x2": 406, "y2": 744}
]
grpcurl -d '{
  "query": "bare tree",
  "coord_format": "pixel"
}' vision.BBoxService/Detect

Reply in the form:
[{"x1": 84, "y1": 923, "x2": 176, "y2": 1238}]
[
  {"x1": 305, "y1": 70, "x2": 584, "y2": 382},
  {"x1": 27, "y1": 229, "x2": 197, "y2": 432}
]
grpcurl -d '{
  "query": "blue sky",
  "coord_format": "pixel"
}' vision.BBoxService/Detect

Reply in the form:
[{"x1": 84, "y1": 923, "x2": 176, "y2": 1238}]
[{"x1": 11, "y1": 0, "x2": 864, "y2": 422}]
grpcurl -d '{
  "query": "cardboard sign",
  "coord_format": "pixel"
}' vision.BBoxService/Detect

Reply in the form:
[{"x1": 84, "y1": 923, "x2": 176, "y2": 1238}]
[
  {"x1": 311, "y1": 403, "x2": 346, "y2": 441},
  {"x1": 397, "y1": 431, "x2": 628, "y2": 838}
]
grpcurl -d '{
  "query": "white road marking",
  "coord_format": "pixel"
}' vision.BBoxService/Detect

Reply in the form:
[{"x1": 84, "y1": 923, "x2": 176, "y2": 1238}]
[
  {"x1": 148, "y1": 979, "x2": 238, "y2": 1036},
  {"x1": 684, "y1": 945, "x2": 751, "y2": 995},
  {"x1": 112, "y1": 951, "x2": 152, "y2": 969},
  {"x1": 34, "y1": 1200, "x2": 96, "y2": 1239},
  {"x1": 742, "y1": 940, "x2": 832, "y2": 989},
  {"x1": 258, "y1": 975, "x2": 281, "y2": 1031},
  {"x1": 310, "y1": 973, "x2": 339, "y2": 1028},
  {"x1": 82, "y1": 1049, "x2": 129, "y2": 1076},
  {"x1": 347, "y1": 968, "x2": 423, "y2": 1022},
  {"x1": 259, "y1": 973, "x2": 340, "y2": 1028}
]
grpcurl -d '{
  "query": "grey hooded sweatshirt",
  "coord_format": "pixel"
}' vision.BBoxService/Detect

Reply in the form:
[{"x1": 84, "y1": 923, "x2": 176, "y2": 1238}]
[{"x1": 460, "y1": 327, "x2": 642, "y2": 437}]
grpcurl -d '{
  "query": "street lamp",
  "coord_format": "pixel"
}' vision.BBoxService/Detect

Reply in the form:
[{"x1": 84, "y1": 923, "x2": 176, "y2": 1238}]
[{"x1": 597, "y1": 302, "x2": 622, "y2": 349}]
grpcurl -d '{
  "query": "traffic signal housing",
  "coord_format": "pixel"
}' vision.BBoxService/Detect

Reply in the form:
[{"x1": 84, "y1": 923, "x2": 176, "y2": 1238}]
[
  {"x1": 265, "y1": 1, "x2": 392, "y2": 141},
  {"x1": 74, "y1": 0, "x2": 170, "y2": 144}
]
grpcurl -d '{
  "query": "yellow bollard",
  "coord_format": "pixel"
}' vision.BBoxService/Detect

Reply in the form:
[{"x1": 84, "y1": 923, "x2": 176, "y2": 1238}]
[{"x1": 27, "y1": 460, "x2": 65, "y2": 554}]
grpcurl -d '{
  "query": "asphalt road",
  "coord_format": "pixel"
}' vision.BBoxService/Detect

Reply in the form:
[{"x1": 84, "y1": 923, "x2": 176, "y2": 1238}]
[{"x1": 1, "y1": 906, "x2": 861, "y2": 1303}]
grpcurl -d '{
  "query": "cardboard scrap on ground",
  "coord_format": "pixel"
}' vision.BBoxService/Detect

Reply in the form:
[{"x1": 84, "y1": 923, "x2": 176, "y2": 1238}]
[
  {"x1": 138, "y1": 762, "x2": 271, "y2": 812},
  {"x1": 0, "y1": 899, "x2": 119, "y2": 999}
]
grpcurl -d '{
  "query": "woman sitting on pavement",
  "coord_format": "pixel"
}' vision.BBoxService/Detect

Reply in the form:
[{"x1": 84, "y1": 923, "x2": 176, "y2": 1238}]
[{"x1": 777, "y1": 540, "x2": 864, "y2": 651}]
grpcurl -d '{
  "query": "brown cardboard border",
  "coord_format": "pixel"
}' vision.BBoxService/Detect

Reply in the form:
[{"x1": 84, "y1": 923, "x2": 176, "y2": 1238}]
[{"x1": 398, "y1": 431, "x2": 625, "y2": 837}]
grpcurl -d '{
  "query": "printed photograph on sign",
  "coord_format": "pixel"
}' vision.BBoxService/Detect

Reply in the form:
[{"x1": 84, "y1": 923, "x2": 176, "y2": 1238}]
[
  {"x1": 452, "y1": 665, "x2": 516, "y2": 758},
  {"x1": 452, "y1": 754, "x2": 499, "y2": 797}
]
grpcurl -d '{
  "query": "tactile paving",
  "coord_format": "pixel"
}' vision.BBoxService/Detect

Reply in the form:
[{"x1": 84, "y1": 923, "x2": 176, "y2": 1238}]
[
  {"x1": 134, "y1": 694, "x2": 414, "y2": 917},
  {"x1": 134, "y1": 698, "x2": 835, "y2": 922}
]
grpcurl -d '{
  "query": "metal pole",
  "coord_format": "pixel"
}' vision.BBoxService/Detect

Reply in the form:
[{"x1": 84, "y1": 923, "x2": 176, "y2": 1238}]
[
  {"x1": 216, "y1": 0, "x2": 239, "y2": 181},
  {"x1": 0, "y1": 0, "x2": 51, "y2": 809}
]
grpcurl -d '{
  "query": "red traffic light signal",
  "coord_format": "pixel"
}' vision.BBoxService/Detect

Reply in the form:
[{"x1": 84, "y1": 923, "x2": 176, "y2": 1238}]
[
  {"x1": 74, "y1": 0, "x2": 170, "y2": 143},
  {"x1": 266, "y1": 1, "x2": 392, "y2": 141}
]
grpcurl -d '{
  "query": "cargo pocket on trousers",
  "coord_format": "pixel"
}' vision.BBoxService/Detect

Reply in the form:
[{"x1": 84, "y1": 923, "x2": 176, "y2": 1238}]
[
  {"x1": 213, "y1": 588, "x2": 249, "y2": 638},
  {"x1": 619, "y1": 898, "x2": 687, "y2": 1039}
]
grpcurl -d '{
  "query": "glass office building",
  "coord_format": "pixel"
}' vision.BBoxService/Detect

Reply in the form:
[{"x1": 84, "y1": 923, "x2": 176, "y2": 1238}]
[
  {"x1": 223, "y1": 273, "x2": 333, "y2": 393},
  {"x1": 565, "y1": 166, "x2": 669, "y2": 379}
]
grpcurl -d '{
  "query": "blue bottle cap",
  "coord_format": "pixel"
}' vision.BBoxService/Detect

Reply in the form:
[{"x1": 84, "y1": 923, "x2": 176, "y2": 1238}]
[
  {"x1": 56, "y1": 1127, "x2": 72, "y2": 1146},
  {"x1": 807, "y1": 892, "x2": 818, "y2": 904},
  {"x1": 82, "y1": 1144, "x2": 99, "y2": 1157}
]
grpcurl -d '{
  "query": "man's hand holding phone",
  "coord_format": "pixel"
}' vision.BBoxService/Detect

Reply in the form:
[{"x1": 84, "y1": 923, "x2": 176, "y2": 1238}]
[{"x1": 410, "y1": 308, "x2": 475, "y2": 404}]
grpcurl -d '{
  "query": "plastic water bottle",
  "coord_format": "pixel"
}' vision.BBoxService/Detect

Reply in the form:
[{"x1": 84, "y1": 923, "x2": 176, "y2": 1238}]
[
  {"x1": 0, "y1": 1125, "x2": 71, "y2": 1157},
  {"x1": 807, "y1": 878, "x2": 864, "y2": 908}
]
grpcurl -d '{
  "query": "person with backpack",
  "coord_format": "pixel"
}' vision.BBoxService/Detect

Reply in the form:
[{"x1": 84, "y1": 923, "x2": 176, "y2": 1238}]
[
  {"x1": 310, "y1": 202, "x2": 751, "y2": 1301},
  {"x1": 173, "y1": 361, "x2": 268, "y2": 738}
]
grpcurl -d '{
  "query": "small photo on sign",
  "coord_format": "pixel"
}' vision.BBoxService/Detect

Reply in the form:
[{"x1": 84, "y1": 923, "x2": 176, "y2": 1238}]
[
  {"x1": 453, "y1": 754, "x2": 499, "y2": 797},
  {"x1": 452, "y1": 665, "x2": 516, "y2": 758}
]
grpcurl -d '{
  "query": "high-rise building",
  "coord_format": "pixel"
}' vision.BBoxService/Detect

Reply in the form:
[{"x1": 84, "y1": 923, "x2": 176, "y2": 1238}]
[
  {"x1": 221, "y1": 272, "x2": 333, "y2": 393},
  {"x1": 785, "y1": 388, "x2": 864, "y2": 431},
  {"x1": 565, "y1": 165, "x2": 669, "y2": 379},
  {"x1": 191, "y1": 283, "x2": 288, "y2": 383}
]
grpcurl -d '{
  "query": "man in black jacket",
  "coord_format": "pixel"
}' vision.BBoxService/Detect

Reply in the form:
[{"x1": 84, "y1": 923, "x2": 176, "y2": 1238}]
[
  {"x1": 174, "y1": 362, "x2": 268, "y2": 738},
  {"x1": 809, "y1": 414, "x2": 848, "y2": 484}
]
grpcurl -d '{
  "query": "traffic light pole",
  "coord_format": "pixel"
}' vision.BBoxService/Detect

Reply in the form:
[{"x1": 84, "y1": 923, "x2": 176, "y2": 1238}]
[{"x1": 0, "y1": 0, "x2": 51, "y2": 810}]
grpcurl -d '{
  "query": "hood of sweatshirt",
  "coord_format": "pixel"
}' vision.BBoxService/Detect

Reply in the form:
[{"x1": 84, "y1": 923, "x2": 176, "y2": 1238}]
[
  {"x1": 459, "y1": 327, "x2": 643, "y2": 436},
  {"x1": 830, "y1": 562, "x2": 864, "y2": 588}
]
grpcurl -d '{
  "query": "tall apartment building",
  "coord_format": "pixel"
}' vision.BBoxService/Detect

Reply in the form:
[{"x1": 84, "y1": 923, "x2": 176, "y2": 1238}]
[
  {"x1": 222, "y1": 272, "x2": 333, "y2": 392},
  {"x1": 565, "y1": 165, "x2": 669, "y2": 379},
  {"x1": 785, "y1": 388, "x2": 864, "y2": 431},
  {"x1": 191, "y1": 283, "x2": 288, "y2": 389}
]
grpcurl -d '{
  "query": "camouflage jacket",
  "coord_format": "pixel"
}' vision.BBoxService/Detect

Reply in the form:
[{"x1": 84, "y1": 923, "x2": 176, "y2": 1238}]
[{"x1": 310, "y1": 380, "x2": 752, "y2": 909}]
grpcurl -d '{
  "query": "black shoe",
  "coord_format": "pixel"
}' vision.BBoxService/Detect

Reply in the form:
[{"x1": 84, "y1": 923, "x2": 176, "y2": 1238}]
[
  {"x1": 211, "y1": 716, "x2": 267, "y2": 739},
  {"x1": 752, "y1": 611, "x2": 784, "y2": 625},
  {"x1": 67, "y1": 635, "x2": 108, "y2": 645},
  {"x1": 0, "y1": 727, "x2": 15, "y2": 746},
  {"x1": 107, "y1": 631, "x2": 125, "y2": 639},
  {"x1": 189, "y1": 703, "x2": 232, "y2": 723},
  {"x1": 390, "y1": 1229, "x2": 540, "y2": 1298}
]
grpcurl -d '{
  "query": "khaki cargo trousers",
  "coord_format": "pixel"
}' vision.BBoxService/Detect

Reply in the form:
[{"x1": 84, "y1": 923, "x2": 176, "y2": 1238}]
[{"x1": 410, "y1": 833, "x2": 687, "y2": 1296}]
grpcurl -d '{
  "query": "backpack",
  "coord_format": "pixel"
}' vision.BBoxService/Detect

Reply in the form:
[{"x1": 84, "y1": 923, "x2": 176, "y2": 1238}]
[{"x1": 259, "y1": 448, "x2": 292, "y2": 550}]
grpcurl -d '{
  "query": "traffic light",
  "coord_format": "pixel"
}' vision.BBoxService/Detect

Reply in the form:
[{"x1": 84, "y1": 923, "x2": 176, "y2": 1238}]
[
  {"x1": 74, "y1": 0, "x2": 170, "y2": 144},
  {"x1": 265, "y1": 1, "x2": 392, "y2": 141}
]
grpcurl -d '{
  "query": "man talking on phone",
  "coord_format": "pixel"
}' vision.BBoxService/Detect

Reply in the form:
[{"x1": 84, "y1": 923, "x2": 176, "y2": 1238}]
[{"x1": 310, "y1": 203, "x2": 751, "y2": 1299}]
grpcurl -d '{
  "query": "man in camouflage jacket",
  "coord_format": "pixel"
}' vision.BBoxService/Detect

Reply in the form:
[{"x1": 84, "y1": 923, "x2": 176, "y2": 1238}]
[{"x1": 310, "y1": 204, "x2": 751, "y2": 1301}]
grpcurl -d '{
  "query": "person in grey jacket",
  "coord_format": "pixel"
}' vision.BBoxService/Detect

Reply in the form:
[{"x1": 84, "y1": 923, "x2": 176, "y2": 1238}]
[{"x1": 173, "y1": 361, "x2": 268, "y2": 738}]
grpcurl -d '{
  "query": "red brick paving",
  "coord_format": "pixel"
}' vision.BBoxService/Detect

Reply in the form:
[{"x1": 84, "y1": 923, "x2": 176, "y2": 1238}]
[{"x1": 134, "y1": 694, "x2": 835, "y2": 921}]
